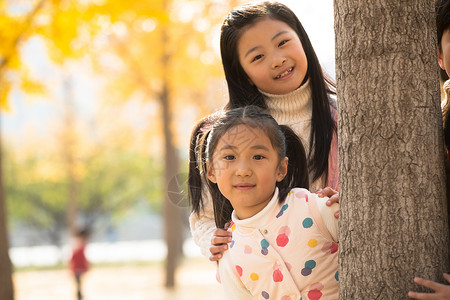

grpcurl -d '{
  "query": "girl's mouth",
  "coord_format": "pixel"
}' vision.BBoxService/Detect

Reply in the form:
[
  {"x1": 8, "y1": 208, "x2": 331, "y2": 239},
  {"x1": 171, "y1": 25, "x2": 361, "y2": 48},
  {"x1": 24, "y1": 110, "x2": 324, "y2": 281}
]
[
  {"x1": 234, "y1": 184, "x2": 255, "y2": 191},
  {"x1": 275, "y1": 67, "x2": 293, "y2": 79}
]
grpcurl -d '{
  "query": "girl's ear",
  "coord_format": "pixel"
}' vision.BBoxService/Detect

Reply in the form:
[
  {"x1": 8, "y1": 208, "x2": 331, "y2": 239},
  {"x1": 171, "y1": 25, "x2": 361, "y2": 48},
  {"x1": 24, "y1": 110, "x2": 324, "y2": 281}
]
[
  {"x1": 206, "y1": 160, "x2": 217, "y2": 183},
  {"x1": 439, "y1": 51, "x2": 446, "y2": 70},
  {"x1": 276, "y1": 157, "x2": 289, "y2": 182}
]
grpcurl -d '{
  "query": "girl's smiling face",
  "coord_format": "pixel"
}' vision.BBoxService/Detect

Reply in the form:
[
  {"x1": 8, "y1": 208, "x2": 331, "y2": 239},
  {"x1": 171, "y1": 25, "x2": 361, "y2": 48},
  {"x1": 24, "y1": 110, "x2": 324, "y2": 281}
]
[
  {"x1": 207, "y1": 124, "x2": 288, "y2": 220},
  {"x1": 237, "y1": 18, "x2": 308, "y2": 95}
]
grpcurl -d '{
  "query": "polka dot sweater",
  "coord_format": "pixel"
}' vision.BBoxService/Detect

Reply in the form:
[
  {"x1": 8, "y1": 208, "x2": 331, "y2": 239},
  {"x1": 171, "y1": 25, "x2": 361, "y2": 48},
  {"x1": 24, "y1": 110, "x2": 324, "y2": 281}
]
[{"x1": 218, "y1": 188, "x2": 339, "y2": 300}]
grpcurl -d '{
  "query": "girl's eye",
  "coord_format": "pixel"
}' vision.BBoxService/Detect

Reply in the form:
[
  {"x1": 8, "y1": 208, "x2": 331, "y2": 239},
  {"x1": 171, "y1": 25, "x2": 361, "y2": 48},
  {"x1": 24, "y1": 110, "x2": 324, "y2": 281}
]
[
  {"x1": 278, "y1": 40, "x2": 289, "y2": 47},
  {"x1": 251, "y1": 54, "x2": 263, "y2": 62},
  {"x1": 253, "y1": 155, "x2": 265, "y2": 160},
  {"x1": 224, "y1": 155, "x2": 235, "y2": 160}
]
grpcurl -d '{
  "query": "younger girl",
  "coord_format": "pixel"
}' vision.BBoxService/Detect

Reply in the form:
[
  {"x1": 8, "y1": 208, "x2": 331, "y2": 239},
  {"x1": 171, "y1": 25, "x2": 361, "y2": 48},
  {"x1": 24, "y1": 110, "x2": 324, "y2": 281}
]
[
  {"x1": 189, "y1": 1, "x2": 339, "y2": 260},
  {"x1": 198, "y1": 105, "x2": 339, "y2": 299}
]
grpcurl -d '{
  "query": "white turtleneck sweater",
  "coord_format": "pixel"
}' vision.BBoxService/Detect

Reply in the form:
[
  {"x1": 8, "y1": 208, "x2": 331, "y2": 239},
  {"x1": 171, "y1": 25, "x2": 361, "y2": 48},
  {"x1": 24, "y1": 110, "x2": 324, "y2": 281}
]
[
  {"x1": 189, "y1": 80, "x2": 338, "y2": 257},
  {"x1": 261, "y1": 80, "x2": 318, "y2": 189}
]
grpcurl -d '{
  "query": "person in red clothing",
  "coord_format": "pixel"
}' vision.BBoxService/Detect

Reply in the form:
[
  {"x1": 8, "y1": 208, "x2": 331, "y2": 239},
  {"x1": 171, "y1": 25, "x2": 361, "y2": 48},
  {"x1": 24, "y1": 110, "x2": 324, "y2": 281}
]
[{"x1": 69, "y1": 228, "x2": 90, "y2": 300}]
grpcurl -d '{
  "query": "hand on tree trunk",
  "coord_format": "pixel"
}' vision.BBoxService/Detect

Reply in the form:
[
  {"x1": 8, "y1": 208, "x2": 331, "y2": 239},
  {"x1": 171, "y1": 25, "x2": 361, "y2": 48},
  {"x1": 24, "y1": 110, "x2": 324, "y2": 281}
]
[{"x1": 408, "y1": 273, "x2": 450, "y2": 299}]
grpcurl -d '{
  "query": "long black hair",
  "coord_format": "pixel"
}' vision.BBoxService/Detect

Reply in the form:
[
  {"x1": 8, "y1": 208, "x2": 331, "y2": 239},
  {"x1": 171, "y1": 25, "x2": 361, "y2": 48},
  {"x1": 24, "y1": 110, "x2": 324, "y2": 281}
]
[
  {"x1": 189, "y1": 106, "x2": 309, "y2": 229},
  {"x1": 220, "y1": 1, "x2": 336, "y2": 183},
  {"x1": 436, "y1": 0, "x2": 450, "y2": 53}
]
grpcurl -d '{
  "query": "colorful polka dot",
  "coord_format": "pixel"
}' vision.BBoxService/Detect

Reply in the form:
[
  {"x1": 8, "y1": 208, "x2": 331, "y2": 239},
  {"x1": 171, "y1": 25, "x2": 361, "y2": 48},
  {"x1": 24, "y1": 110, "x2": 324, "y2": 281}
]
[
  {"x1": 335, "y1": 271, "x2": 339, "y2": 281},
  {"x1": 277, "y1": 234, "x2": 289, "y2": 247},
  {"x1": 302, "y1": 218, "x2": 313, "y2": 228},
  {"x1": 330, "y1": 242, "x2": 338, "y2": 254},
  {"x1": 230, "y1": 222, "x2": 236, "y2": 232},
  {"x1": 235, "y1": 265, "x2": 242, "y2": 277},
  {"x1": 307, "y1": 239, "x2": 318, "y2": 248},
  {"x1": 301, "y1": 268, "x2": 312, "y2": 276},
  {"x1": 276, "y1": 204, "x2": 289, "y2": 218},
  {"x1": 250, "y1": 273, "x2": 259, "y2": 281},
  {"x1": 295, "y1": 190, "x2": 306, "y2": 198},
  {"x1": 230, "y1": 240, "x2": 235, "y2": 248},
  {"x1": 261, "y1": 239, "x2": 269, "y2": 255},
  {"x1": 305, "y1": 260, "x2": 316, "y2": 269},
  {"x1": 308, "y1": 289, "x2": 323, "y2": 300},
  {"x1": 262, "y1": 291, "x2": 269, "y2": 299},
  {"x1": 278, "y1": 225, "x2": 291, "y2": 235},
  {"x1": 301, "y1": 260, "x2": 317, "y2": 276},
  {"x1": 310, "y1": 282, "x2": 324, "y2": 290},
  {"x1": 244, "y1": 245, "x2": 252, "y2": 254},
  {"x1": 321, "y1": 242, "x2": 338, "y2": 254},
  {"x1": 276, "y1": 225, "x2": 290, "y2": 248},
  {"x1": 273, "y1": 269, "x2": 283, "y2": 282}
]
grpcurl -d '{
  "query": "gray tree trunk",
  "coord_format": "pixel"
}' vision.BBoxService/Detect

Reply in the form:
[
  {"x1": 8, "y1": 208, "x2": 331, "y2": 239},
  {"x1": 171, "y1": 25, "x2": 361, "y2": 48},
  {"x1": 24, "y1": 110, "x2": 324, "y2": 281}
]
[{"x1": 334, "y1": 0, "x2": 450, "y2": 298}]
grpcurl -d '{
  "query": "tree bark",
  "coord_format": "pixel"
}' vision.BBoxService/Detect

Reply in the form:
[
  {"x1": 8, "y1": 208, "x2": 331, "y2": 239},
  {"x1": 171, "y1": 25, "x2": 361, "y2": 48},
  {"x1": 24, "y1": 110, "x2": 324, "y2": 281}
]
[
  {"x1": 335, "y1": 0, "x2": 450, "y2": 298},
  {"x1": 0, "y1": 115, "x2": 14, "y2": 299}
]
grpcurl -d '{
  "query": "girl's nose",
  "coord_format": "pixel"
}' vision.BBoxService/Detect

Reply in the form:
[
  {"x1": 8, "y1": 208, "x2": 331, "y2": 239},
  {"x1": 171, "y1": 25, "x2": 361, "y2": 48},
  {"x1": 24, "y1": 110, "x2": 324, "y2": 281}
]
[
  {"x1": 272, "y1": 54, "x2": 287, "y2": 69},
  {"x1": 235, "y1": 163, "x2": 252, "y2": 177}
]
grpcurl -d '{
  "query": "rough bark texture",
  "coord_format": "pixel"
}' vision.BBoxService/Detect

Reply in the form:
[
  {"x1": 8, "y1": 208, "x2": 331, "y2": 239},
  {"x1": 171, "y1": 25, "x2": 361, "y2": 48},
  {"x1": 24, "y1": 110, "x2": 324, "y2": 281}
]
[{"x1": 334, "y1": 0, "x2": 450, "y2": 298}]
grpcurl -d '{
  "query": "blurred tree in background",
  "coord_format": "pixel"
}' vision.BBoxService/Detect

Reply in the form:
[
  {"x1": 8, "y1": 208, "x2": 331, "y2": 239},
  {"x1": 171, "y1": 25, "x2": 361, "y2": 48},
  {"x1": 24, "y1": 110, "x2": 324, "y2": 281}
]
[{"x1": 0, "y1": 0, "x2": 241, "y2": 296}]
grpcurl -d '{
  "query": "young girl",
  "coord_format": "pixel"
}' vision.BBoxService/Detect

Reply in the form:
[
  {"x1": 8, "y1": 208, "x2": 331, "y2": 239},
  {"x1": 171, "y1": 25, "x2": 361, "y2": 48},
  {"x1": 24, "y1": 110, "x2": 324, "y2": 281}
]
[
  {"x1": 189, "y1": 1, "x2": 339, "y2": 260},
  {"x1": 197, "y1": 105, "x2": 339, "y2": 299},
  {"x1": 69, "y1": 228, "x2": 90, "y2": 300}
]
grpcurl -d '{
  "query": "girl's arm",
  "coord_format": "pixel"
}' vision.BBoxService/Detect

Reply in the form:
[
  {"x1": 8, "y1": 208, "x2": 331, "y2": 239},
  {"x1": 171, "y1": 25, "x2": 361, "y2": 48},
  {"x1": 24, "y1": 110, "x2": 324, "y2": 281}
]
[
  {"x1": 189, "y1": 207, "x2": 232, "y2": 261},
  {"x1": 315, "y1": 195, "x2": 339, "y2": 242},
  {"x1": 189, "y1": 186, "x2": 232, "y2": 259},
  {"x1": 189, "y1": 191, "x2": 217, "y2": 257}
]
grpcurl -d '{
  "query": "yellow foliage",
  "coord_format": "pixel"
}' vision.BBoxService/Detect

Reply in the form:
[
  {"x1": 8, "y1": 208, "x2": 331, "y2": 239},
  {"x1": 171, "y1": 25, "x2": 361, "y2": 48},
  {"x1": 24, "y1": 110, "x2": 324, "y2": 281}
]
[
  {"x1": 20, "y1": 68, "x2": 47, "y2": 95},
  {"x1": 0, "y1": 83, "x2": 11, "y2": 111},
  {"x1": 1, "y1": 0, "x2": 237, "y2": 152}
]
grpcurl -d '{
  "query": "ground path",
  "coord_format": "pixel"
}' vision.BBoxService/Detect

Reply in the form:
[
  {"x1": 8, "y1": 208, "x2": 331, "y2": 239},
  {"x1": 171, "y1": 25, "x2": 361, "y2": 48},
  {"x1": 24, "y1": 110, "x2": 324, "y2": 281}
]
[{"x1": 14, "y1": 258, "x2": 225, "y2": 300}]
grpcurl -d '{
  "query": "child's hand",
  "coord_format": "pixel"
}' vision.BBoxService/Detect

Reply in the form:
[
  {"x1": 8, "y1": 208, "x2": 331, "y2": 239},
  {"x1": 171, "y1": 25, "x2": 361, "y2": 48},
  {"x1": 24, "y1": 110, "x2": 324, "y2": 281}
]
[
  {"x1": 209, "y1": 228, "x2": 232, "y2": 262},
  {"x1": 408, "y1": 273, "x2": 450, "y2": 299},
  {"x1": 316, "y1": 187, "x2": 339, "y2": 218}
]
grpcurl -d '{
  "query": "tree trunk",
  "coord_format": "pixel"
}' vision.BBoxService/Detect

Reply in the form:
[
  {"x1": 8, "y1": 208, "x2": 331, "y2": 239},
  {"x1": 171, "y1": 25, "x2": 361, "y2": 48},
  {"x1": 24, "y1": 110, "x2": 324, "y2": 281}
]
[
  {"x1": 161, "y1": 2, "x2": 184, "y2": 288},
  {"x1": 335, "y1": 0, "x2": 450, "y2": 298},
  {"x1": 63, "y1": 76, "x2": 79, "y2": 236},
  {"x1": 0, "y1": 115, "x2": 14, "y2": 299},
  {"x1": 161, "y1": 81, "x2": 184, "y2": 288}
]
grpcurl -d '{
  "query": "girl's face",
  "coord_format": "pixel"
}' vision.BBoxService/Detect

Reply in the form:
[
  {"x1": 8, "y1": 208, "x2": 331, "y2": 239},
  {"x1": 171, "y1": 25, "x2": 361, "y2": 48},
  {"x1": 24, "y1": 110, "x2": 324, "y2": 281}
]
[
  {"x1": 237, "y1": 18, "x2": 308, "y2": 95},
  {"x1": 207, "y1": 124, "x2": 288, "y2": 220},
  {"x1": 439, "y1": 28, "x2": 450, "y2": 78}
]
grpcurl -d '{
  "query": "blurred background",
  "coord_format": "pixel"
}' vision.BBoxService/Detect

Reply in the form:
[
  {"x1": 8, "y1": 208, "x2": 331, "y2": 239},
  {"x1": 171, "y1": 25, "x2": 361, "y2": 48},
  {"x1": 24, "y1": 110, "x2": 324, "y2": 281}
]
[{"x1": 1, "y1": 0, "x2": 334, "y2": 299}]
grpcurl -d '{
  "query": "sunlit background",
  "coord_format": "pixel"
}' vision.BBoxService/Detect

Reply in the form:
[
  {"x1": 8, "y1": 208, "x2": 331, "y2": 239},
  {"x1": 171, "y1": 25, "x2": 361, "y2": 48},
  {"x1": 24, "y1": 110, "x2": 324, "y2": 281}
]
[{"x1": 1, "y1": 0, "x2": 334, "y2": 299}]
